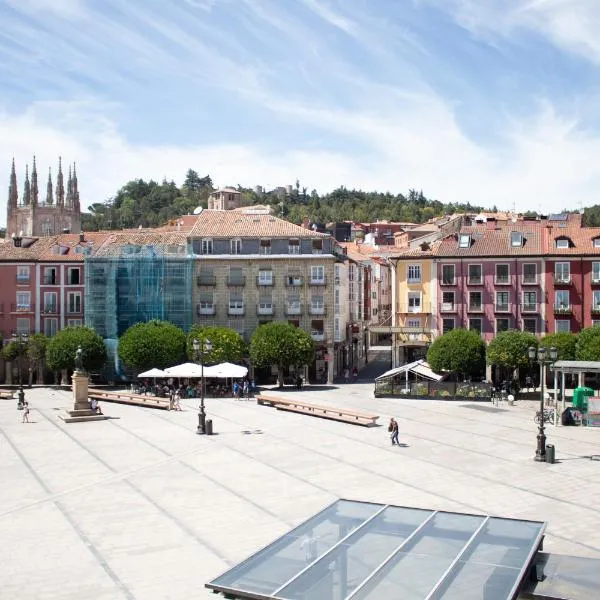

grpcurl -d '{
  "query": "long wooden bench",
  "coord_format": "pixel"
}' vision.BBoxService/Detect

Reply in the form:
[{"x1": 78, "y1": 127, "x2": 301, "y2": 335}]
[
  {"x1": 88, "y1": 389, "x2": 171, "y2": 410},
  {"x1": 0, "y1": 390, "x2": 15, "y2": 399},
  {"x1": 256, "y1": 393, "x2": 379, "y2": 427}
]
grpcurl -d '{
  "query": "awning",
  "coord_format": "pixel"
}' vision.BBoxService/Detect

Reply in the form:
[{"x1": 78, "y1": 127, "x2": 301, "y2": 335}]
[
  {"x1": 163, "y1": 362, "x2": 205, "y2": 378},
  {"x1": 138, "y1": 368, "x2": 168, "y2": 378},
  {"x1": 552, "y1": 360, "x2": 600, "y2": 374},
  {"x1": 209, "y1": 362, "x2": 248, "y2": 378},
  {"x1": 375, "y1": 359, "x2": 443, "y2": 382}
]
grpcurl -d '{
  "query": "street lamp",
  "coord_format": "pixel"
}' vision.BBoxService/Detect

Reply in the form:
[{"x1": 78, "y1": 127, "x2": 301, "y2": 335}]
[
  {"x1": 528, "y1": 345, "x2": 558, "y2": 462},
  {"x1": 12, "y1": 332, "x2": 29, "y2": 409},
  {"x1": 193, "y1": 337, "x2": 212, "y2": 434}
]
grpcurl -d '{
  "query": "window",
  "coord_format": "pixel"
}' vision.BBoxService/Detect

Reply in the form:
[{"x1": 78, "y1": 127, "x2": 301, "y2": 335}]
[
  {"x1": 67, "y1": 319, "x2": 82, "y2": 327},
  {"x1": 258, "y1": 269, "x2": 273, "y2": 285},
  {"x1": 198, "y1": 291, "x2": 214, "y2": 314},
  {"x1": 442, "y1": 291, "x2": 455, "y2": 311},
  {"x1": 556, "y1": 320, "x2": 570, "y2": 333},
  {"x1": 593, "y1": 262, "x2": 600, "y2": 283},
  {"x1": 334, "y1": 264, "x2": 341, "y2": 285},
  {"x1": 523, "y1": 318, "x2": 537, "y2": 334},
  {"x1": 407, "y1": 264, "x2": 421, "y2": 283},
  {"x1": 555, "y1": 262, "x2": 570, "y2": 283},
  {"x1": 593, "y1": 291, "x2": 600, "y2": 311},
  {"x1": 593, "y1": 320, "x2": 600, "y2": 327},
  {"x1": 469, "y1": 291, "x2": 482, "y2": 311},
  {"x1": 510, "y1": 231, "x2": 523, "y2": 247},
  {"x1": 594, "y1": 238, "x2": 600, "y2": 248},
  {"x1": 495, "y1": 264, "x2": 509, "y2": 284},
  {"x1": 68, "y1": 268, "x2": 80, "y2": 285},
  {"x1": 16, "y1": 318, "x2": 30, "y2": 334},
  {"x1": 523, "y1": 263, "x2": 537, "y2": 284},
  {"x1": 201, "y1": 238, "x2": 213, "y2": 254},
  {"x1": 407, "y1": 292, "x2": 421, "y2": 313},
  {"x1": 468, "y1": 264, "x2": 481, "y2": 285},
  {"x1": 230, "y1": 238, "x2": 242, "y2": 254},
  {"x1": 259, "y1": 239, "x2": 272, "y2": 255},
  {"x1": 469, "y1": 318, "x2": 482, "y2": 333},
  {"x1": 43, "y1": 267, "x2": 57, "y2": 285},
  {"x1": 312, "y1": 239, "x2": 323, "y2": 254},
  {"x1": 407, "y1": 318, "x2": 421, "y2": 328},
  {"x1": 68, "y1": 292, "x2": 82, "y2": 314},
  {"x1": 43, "y1": 292, "x2": 57, "y2": 313},
  {"x1": 495, "y1": 291, "x2": 509, "y2": 312},
  {"x1": 311, "y1": 266, "x2": 325, "y2": 283},
  {"x1": 16, "y1": 266, "x2": 30, "y2": 283},
  {"x1": 44, "y1": 318, "x2": 58, "y2": 337},
  {"x1": 442, "y1": 318, "x2": 455, "y2": 333},
  {"x1": 496, "y1": 318, "x2": 510, "y2": 333},
  {"x1": 228, "y1": 267, "x2": 244, "y2": 286},
  {"x1": 458, "y1": 234, "x2": 470, "y2": 248},
  {"x1": 41, "y1": 219, "x2": 53, "y2": 235},
  {"x1": 311, "y1": 294, "x2": 325, "y2": 313},
  {"x1": 555, "y1": 290, "x2": 570, "y2": 311},
  {"x1": 198, "y1": 267, "x2": 215, "y2": 285},
  {"x1": 441, "y1": 264, "x2": 455, "y2": 285},
  {"x1": 555, "y1": 238, "x2": 569, "y2": 249},
  {"x1": 16, "y1": 291, "x2": 30, "y2": 310},
  {"x1": 288, "y1": 239, "x2": 300, "y2": 254},
  {"x1": 228, "y1": 295, "x2": 244, "y2": 312},
  {"x1": 523, "y1": 291, "x2": 537, "y2": 312}
]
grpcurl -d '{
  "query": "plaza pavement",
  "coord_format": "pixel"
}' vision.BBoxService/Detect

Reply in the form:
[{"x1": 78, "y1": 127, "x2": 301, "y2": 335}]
[{"x1": 1, "y1": 381, "x2": 600, "y2": 599}]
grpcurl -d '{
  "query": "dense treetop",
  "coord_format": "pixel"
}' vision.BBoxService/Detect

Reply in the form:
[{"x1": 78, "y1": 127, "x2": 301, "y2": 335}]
[{"x1": 81, "y1": 170, "x2": 484, "y2": 230}]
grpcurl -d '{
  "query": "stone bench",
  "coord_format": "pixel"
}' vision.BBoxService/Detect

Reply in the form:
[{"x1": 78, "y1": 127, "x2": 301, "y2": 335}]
[
  {"x1": 256, "y1": 394, "x2": 379, "y2": 427},
  {"x1": 88, "y1": 389, "x2": 171, "y2": 410},
  {"x1": 0, "y1": 390, "x2": 15, "y2": 399}
]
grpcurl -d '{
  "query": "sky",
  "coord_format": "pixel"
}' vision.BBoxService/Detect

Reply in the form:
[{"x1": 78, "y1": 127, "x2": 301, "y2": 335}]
[{"x1": 2, "y1": 0, "x2": 600, "y2": 224}]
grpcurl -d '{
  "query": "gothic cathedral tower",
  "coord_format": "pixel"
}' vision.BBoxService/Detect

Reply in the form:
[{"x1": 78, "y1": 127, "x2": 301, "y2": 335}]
[{"x1": 7, "y1": 157, "x2": 82, "y2": 236}]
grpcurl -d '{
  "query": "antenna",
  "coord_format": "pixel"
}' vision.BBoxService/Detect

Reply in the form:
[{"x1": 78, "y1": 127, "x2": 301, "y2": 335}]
[{"x1": 193, "y1": 206, "x2": 203, "y2": 215}]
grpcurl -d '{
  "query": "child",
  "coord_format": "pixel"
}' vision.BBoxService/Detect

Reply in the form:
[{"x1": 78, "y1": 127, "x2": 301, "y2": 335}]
[{"x1": 22, "y1": 402, "x2": 30, "y2": 423}]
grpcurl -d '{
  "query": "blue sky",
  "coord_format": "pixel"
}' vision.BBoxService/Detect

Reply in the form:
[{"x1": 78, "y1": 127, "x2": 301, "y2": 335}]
[{"x1": 2, "y1": 0, "x2": 600, "y2": 223}]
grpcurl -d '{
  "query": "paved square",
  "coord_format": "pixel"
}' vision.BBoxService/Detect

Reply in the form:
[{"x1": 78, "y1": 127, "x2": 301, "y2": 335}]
[{"x1": 1, "y1": 384, "x2": 599, "y2": 599}]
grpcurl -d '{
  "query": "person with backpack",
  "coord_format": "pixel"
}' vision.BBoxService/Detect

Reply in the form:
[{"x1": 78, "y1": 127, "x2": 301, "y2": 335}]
[{"x1": 388, "y1": 417, "x2": 399, "y2": 446}]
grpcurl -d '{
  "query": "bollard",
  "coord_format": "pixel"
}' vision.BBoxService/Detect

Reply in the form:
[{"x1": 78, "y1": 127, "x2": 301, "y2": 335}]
[
  {"x1": 205, "y1": 419, "x2": 213, "y2": 436},
  {"x1": 545, "y1": 444, "x2": 555, "y2": 464}
]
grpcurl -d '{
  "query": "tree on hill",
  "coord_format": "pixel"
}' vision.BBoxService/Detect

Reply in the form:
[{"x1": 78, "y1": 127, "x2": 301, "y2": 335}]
[
  {"x1": 426, "y1": 329, "x2": 486, "y2": 380},
  {"x1": 186, "y1": 325, "x2": 246, "y2": 365},
  {"x1": 575, "y1": 326, "x2": 600, "y2": 361},
  {"x1": 118, "y1": 320, "x2": 187, "y2": 372},
  {"x1": 250, "y1": 322, "x2": 314, "y2": 386}
]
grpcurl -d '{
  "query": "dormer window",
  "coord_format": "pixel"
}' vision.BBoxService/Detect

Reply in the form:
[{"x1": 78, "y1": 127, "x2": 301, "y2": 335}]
[
  {"x1": 510, "y1": 232, "x2": 523, "y2": 247},
  {"x1": 594, "y1": 237, "x2": 600, "y2": 248},
  {"x1": 458, "y1": 234, "x2": 471, "y2": 249},
  {"x1": 201, "y1": 238, "x2": 213, "y2": 254},
  {"x1": 555, "y1": 238, "x2": 569, "y2": 249}
]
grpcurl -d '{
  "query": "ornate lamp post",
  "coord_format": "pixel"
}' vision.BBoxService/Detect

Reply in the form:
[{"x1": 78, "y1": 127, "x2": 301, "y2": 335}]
[
  {"x1": 193, "y1": 337, "x2": 212, "y2": 434},
  {"x1": 12, "y1": 332, "x2": 28, "y2": 409},
  {"x1": 528, "y1": 345, "x2": 558, "y2": 462}
]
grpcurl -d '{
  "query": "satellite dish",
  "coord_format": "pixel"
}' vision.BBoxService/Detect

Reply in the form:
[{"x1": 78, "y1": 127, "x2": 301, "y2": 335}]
[{"x1": 193, "y1": 206, "x2": 203, "y2": 215}]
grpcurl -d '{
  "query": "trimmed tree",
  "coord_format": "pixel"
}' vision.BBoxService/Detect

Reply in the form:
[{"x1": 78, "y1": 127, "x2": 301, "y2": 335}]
[
  {"x1": 250, "y1": 322, "x2": 315, "y2": 386},
  {"x1": 575, "y1": 325, "x2": 600, "y2": 361},
  {"x1": 426, "y1": 328, "x2": 486, "y2": 380},
  {"x1": 539, "y1": 332, "x2": 577, "y2": 361},
  {"x1": 119, "y1": 320, "x2": 186, "y2": 372},
  {"x1": 46, "y1": 326, "x2": 107, "y2": 379},
  {"x1": 186, "y1": 325, "x2": 246, "y2": 365},
  {"x1": 487, "y1": 330, "x2": 538, "y2": 381}
]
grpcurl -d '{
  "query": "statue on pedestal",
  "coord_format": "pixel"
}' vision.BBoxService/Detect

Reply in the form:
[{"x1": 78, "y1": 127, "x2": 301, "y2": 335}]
[{"x1": 74, "y1": 346, "x2": 85, "y2": 374}]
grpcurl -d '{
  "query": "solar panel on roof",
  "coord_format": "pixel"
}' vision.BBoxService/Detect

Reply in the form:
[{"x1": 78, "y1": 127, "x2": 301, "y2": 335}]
[
  {"x1": 206, "y1": 500, "x2": 545, "y2": 600},
  {"x1": 549, "y1": 213, "x2": 568, "y2": 221}
]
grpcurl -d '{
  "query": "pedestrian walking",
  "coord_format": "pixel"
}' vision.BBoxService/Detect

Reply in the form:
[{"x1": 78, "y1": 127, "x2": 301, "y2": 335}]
[
  {"x1": 388, "y1": 417, "x2": 399, "y2": 446},
  {"x1": 22, "y1": 401, "x2": 30, "y2": 423},
  {"x1": 344, "y1": 368, "x2": 350, "y2": 383},
  {"x1": 352, "y1": 367, "x2": 358, "y2": 382},
  {"x1": 243, "y1": 380, "x2": 249, "y2": 399},
  {"x1": 233, "y1": 381, "x2": 239, "y2": 399}
]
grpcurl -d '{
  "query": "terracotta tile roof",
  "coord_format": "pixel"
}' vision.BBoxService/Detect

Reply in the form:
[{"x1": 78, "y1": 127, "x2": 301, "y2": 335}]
[
  {"x1": 189, "y1": 210, "x2": 330, "y2": 238},
  {"x1": 154, "y1": 215, "x2": 200, "y2": 232},
  {"x1": 93, "y1": 231, "x2": 190, "y2": 257},
  {"x1": 544, "y1": 224, "x2": 600, "y2": 255},
  {"x1": 378, "y1": 240, "x2": 443, "y2": 259}
]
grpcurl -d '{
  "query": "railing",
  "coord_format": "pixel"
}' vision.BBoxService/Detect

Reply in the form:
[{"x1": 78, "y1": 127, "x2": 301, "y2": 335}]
[
  {"x1": 591, "y1": 306, "x2": 600, "y2": 315},
  {"x1": 440, "y1": 277, "x2": 456, "y2": 285},
  {"x1": 288, "y1": 245, "x2": 300, "y2": 255},
  {"x1": 494, "y1": 304, "x2": 510, "y2": 312},
  {"x1": 308, "y1": 276, "x2": 327, "y2": 286},
  {"x1": 554, "y1": 305, "x2": 572, "y2": 315},
  {"x1": 67, "y1": 306, "x2": 83, "y2": 314},
  {"x1": 309, "y1": 304, "x2": 326, "y2": 315},
  {"x1": 522, "y1": 276, "x2": 537, "y2": 285},
  {"x1": 256, "y1": 276, "x2": 274, "y2": 286},
  {"x1": 285, "y1": 304, "x2": 302, "y2": 315},
  {"x1": 522, "y1": 304, "x2": 537, "y2": 313},
  {"x1": 196, "y1": 304, "x2": 216, "y2": 315},
  {"x1": 43, "y1": 304, "x2": 58, "y2": 314},
  {"x1": 197, "y1": 275, "x2": 216, "y2": 286},
  {"x1": 467, "y1": 276, "x2": 482, "y2": 285},
  {"x1": 11, "y1": 303, "x2": 35, "y2": 312},
  {"x1": 495, "y1": 275, "x2": 510, "y2": 285},
  {"x1": 554, "y1": 275, "x2": 571, "y2": 285},
  {"x1": 16, "y1": 274, "x2": 30, "y2": 284},
  {"x1": 285, "y1": 277, "x2": 304, "y2": 287},
  {"x1": 43, "y1": 276, "x2": 57, "y2": 285},
  {"x1": 592, "y1": 277, "x2": 600, "y2": 286},
  {"x1": 440, "y1": 302, "x2": 456, "y2": 312},
  {"x1": 311, "y1": 330, "x2": 326, "y2": 341},
  {"x1": 375, "y1": 379, "x2": 492, "y2": 399},
  {"x1": 228, "y1": 305, "x2": 245, "y2": 315},
  {"x1": 227, "y1": 276, "x2": 246, "y2": 286},
  {"x1": 467, "y1": 304, "x2": 483, "y2": 312},
  {"x1": 257, "y1": 304, "x2": 274, "y2": 315}
]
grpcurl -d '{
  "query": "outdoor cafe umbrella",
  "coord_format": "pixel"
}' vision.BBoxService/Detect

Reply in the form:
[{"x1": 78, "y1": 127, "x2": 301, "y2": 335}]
[
  {"x1": 210, "y1": 362, "x2": 248, "y2": 378},
  {"x1": 163, "y1": 362, "x2": 205, "y2": 378},
  {"x1": 138, "y1": 368, "x2": 168, "y2": 378}
]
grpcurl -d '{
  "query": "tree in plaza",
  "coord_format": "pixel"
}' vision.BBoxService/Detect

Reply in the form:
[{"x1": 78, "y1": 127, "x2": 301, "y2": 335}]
[
  {"x1": 575, "y1": 325, "x2": 600, "y2": 361},
  {"x1": 27, "y1": 333, "x2": 48, "y2": 384},
  {"x1": 186, "y1": 325, "x2": 246, "y2": 364},
  {"x1": 486, "y1": 330, "x2": 538, "y2": 382},
  {"x1": 118, "y1": 320, "x2": 187, "y2": 372},
  {"x1": 426, "y1": 328, "x2": 486, "y2": 380},
  {"x1": 539, "y1": 332, "x2": 577, "y2": 361},
  {"x1": 250, "y1": 322, "x2": 314, "y2": 386},
  {"x1": 46, "y1": 326, "x2": 107, "y2": 378},
  {"x1": 2, "y1": 340, "x2": 21, "y2": 362}
]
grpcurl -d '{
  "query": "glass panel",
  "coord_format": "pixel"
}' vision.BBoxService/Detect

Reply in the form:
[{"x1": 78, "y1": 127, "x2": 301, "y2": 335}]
[
  {"x1": 352, "y1": 513, "x2": 485, "y2": 600},
  {"x1": 209, "y1": 501, "x2": 381, "y2": 596},
  {"x1": 278, "y1": 507, "x2": 433, "y2": 600}
]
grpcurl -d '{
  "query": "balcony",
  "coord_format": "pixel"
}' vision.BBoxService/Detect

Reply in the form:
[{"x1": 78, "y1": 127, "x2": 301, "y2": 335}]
[
  {"x1": 467, "y1": 277, "x2": 482, "y2": 286},
  {"x1": 592, "y1": 306, "x2": 600, "y2": 315},
  {"x1": 522, "y1": 276, "x2": 538, "y2": 286},
  {"x1": 285, "y1": 303, "x2": 302, "y2": 316},
  {"x1": 196, "y1": 303, "x2": 216, "y2": 316},
  {"x1": 286, "y1": 277, "x2": 304, "y2": 287},
  {"x1": 554, "y1": 275, "x2": 571, "y2": 286},
  {"x1": 16, "y1": 274, "x2": 30, "y2": 284},
  {"x1": 308, "y1": 276, "x2": 327, "y2": 286},
  {"x1": 494, "y1": 276, "x2": 510, "y2": 285},
  {"x1": 43, "y1": 304, "x2": 58, "y2": 314},
  {"x1": 467, "y1": 303, "x2": 483, "y2": 313},
  {"x1": 227, "y1": 276, "x2": 246, "y2": 287},
  {"x1": 311, "y1": 330, "x2": 326, "y2": 342},
  {"x1": 257, "y1": 303, "x2": 274, "y2": 315},
  {"x1": 440, "y1": 302, "x2": 456, "y2": 313},
  {"x1": 228, "y1": 304, "x2": 245, "y2": 316},
  {"x1": 554, "y1": 305, "x2": 572, "y2": 315},
  {"x1": 522, "y1": 303, "x2": 537, "y2": 313},
  {"x1": 592, "y1": 277, "x2": 600, "y2": 287},
  {"x1": 440, "y1": 278, "x2": 456, "y2": 286},
  {"x1": 494, "y1": 304, "x2": 510, "y2": 313},
  {"x1": 11, "y1": 303, "x2": 35, "y2": 313},
  {"x1": 197, "y1": 275, "x2": 216, "y2": 286},
  {"x1": 43, "y1": 276, "x2": 58, "y2": 285},
  {"x1": 309, "y1": 304, "x2": 326, "y2": 315},
  {"x1": 256, "y1": 276, "x2": 274, "y2": 287}
]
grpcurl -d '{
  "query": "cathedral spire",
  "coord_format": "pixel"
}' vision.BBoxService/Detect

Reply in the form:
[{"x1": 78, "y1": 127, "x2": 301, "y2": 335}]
[
  {"x1": 72, "y1": 162, "x2": 80, "y2": 213},
  {"x1": 46, "y1": 166, "x2": 53, "y2": 205},
  {"x1": 23, "y1": 164, "x2": 31, "y2": 206},
  {"x1": 56, "y1": 156, "x2": 64, "y2": 207},
  {"x1": 31, "y1": 155, "x2": 39, "y2": 207},
  {"x1": 67, "y1": 163, "x2": 73, "y2": 207},
  {"x1": 8, "y1": 158, "x2": 18, "y2": 210}
]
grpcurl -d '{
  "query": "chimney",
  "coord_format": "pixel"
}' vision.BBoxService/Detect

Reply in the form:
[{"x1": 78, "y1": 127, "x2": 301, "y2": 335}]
[
  {"x1": 486, "y1": 219, "x2": 496, "y2": 230},
  {"x1": 79, "y1": 233, "x2": 85, "y2": 243},
  {"x1": 302, "y1": 216, "x2": 310, "y2": 229}
]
